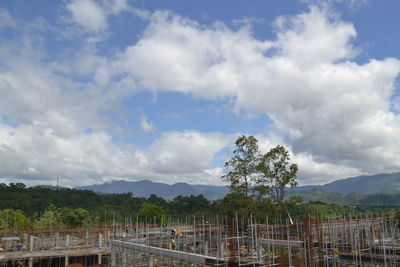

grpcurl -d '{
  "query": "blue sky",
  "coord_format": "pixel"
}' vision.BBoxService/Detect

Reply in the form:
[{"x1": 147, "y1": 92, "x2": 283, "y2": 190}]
[{"x1": 0, "y1": 0, "x2": 400, "y2": 187}]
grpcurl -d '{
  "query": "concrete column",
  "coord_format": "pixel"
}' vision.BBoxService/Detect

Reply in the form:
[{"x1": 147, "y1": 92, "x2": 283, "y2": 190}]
[
  {"x1": 85, "y1": 231, "x2": 89, "y2": 246},
  {"x1": 111, "y1": 247, "x2": 116, "y2": 267},
  {"x1": 106, "y1": 229, "x2": 110, "y2": 243},
  {"x1": 23, "y1": 233, "x2": 28, "y2": 250},
  {"x1": 98, "y1": 232, "x2": 103, "y2": 247},
  {"x1": 148, "y1": 255, "x2": 154, "y2": 267},
  {"x1": 29, "y1": 236, "x2": 34, "y2": 252},
  {"x1": 205, "y1": 242, "x2": 209, "y2": 256},
  {"x1": 28, "y1": 257, "x2": 33, "y2": 267},
  {"x1": 372, "y1": 226, "x2": 376, "y2": 241},
  {"x1": 55, "y1": 232, "x2": 59, "y2": 247},
  {"x1": 122, "y1": 248, "x2": 127, "y2": 267},
  {"x1": 217, "y1": 242, "x2": 224, "y2": 258},
  {"x1": 65, "y1": 255, "x2": 69, "y2": 267},
  {"x1": 98, "y1": 254, "x2": 102, "y2": 264},
  {"x1": 66, "y1": 234, "x2": 70, "y2": 248}
]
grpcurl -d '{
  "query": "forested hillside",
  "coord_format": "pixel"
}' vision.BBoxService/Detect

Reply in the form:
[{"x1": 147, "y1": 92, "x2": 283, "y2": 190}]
[
  {"x1": 1, "y1": 182, "x2": 399, "y2": 231},
  {"x1": 0, "y1": 183, "x2": 216, "y2": 230}
]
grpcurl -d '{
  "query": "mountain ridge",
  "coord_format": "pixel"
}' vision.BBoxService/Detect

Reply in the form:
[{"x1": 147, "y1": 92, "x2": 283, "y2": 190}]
[
  {"x1": 303, "y1": 172, "x2": 400, "y2": 194},
  {"x1": 76, "y1": 172, "x2": 400, "y2": 200},
  {"x1": 76, "y1": 180, "x2": 229, "y2": 200}
]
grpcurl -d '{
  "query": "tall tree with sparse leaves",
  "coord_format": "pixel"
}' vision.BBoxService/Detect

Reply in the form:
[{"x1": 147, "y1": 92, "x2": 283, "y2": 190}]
[
  {"x1": 222, "y1": 135, "x2": 260, "y2": 198},
  {"x1": 256, "y1": 145, "x2": 298, "y2": 203}
]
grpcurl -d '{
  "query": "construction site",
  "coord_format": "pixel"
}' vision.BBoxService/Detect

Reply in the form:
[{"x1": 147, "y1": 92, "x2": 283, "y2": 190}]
[{"x1": 1, "y1": 215, "x2": 399, "y2": 267}]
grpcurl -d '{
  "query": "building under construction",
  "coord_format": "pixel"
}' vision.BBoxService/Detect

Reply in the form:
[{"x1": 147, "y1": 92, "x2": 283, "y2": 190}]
[{"x1": 1, "y1": 215, "x2": 399, "y2": 266}]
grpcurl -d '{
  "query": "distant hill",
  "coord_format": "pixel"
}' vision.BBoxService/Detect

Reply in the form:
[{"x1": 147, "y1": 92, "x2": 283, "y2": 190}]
[
  {"x1": 288, "y1": 172, "x2": 400, "y2": 206},
  {"x1": 76, "y1": 180, "x2": 229, "y2": 200},
  {"x1": 296, "y1": 172, "x2": 400, "y2": 195},
  {"x1": 289, "y1": 188, "x2": 400, "y2": 206},
  {"x1": 75, "y1": 172, "x2": 400, "y2": 201}
]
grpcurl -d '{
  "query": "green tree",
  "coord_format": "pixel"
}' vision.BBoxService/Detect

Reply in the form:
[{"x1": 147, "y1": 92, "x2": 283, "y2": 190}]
[
  {"x1": 256, "y1": 145, "x2": 298, "y2": 203},
  {"x1": 0, "y1": 209, "x2": 31, "y2": 230},
  {"x1": 73, "y1": 208, "x2": 90, "y2": 227},
  {"x1": 138, "y1": 203, "x2": 165, "y2": 224},
  {"x1": 394, "y1": 209, "x2": 400, "y2": 222},
  {"x1": 57, "y1": 207, "x2": 90, "y2": 228},
  {"x1": 218, "y1": 192, "x2": 254, "y2": 217},
  {"x1": 222, "y1": 135, "x2": 260, "y2": 198},
  {"x1": 33, "y1": 204, "x2": 63, "y2": 229}
]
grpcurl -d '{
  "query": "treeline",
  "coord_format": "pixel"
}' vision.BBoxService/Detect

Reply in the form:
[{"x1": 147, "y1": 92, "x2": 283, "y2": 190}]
[
  {"x1": 0, "y1": 182, "x2": 218, "y2": 230},
  {"x1": 2, "y1": 182, "x2": 398, "y2": 231},
  {"x1": 289, "y1": 188, "x2": 400, "y2": 207}
]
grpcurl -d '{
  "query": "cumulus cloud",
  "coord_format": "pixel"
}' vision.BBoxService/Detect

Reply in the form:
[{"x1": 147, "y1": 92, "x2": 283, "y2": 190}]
[
  {"x1": 273, "y1": 6, "x2": 358, "y2": 66},
  {"x1": 255, "y1": 134, "x2": 365, "y2": 185},
  {"x1": 115, "y1": 6, "x2": 400, "y2": 183},
  {"x1": 145, "y1": 131, "x2": 229, "y2": 175},
  {"x1": 1, "y1": 3, "x2": 400, "y2": 187},
  {"x1": 64, "y1": 0, "x2": 128, "y2": 33},
  {"x1": 0, "y1": 124, "x2": 229, "y2": 186}
]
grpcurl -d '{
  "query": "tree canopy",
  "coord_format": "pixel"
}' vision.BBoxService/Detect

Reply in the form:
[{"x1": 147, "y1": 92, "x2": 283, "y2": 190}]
[
  {"x1": 138, "y1": 203, "x2": 165, "y2": 224},
  {"x1": 256, "y1": 145, "x2": 298, "y2": 202},
  {"x1": 222, "y1": 135, "x2": 260, "y2": 197},
  {"x1": 221, "y1": 135, "x2": 299, "y2": 218}
]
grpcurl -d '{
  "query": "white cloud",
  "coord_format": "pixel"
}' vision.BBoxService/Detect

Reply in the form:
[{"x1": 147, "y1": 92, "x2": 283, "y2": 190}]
[
  {"x1": 255, "y1": 134, "x2": 364, "y2": 184},
  {"x1": 64, "y1": 0, "x2": 128, "y2": 33},
  {"x1": 65, "y1": 0, "x2": 107, "y2": 32},
  {"x1": 0, "y1": 123, "x2": 141, "y2": 186},
  {"x1": 0, "y1": 123, "x2": 229, "y2": 186},
  {"x1": 0, "y1": 8, "x2": 15, "y2": 29},
  {"x1": 145, "y1": 131, "x2": 229, "y2": 176},
  {"x1": 302, "y1": 0, "x2": 371, "y2": 10},
  {"x1": 114, "y1": 6, "x2": 400, "y2": 184},
  {"x1": 274, "y1": 6, "x2": 358, "y2": 66},
  {"x1": 104, "y1": 0, "x2": 128, "y2": 15},
  {"x1": 116, "y1": 10, "x2": 273, "y2": 99},
  {"x1": 140, "y1": 116, "x2": 156, "y2": 133},
  {"x1": 1, "y1": 3, "x2": 400, "y2": 187},
  {"x1": 0, "y1": 30, "x2": 229, "y2": 187}
]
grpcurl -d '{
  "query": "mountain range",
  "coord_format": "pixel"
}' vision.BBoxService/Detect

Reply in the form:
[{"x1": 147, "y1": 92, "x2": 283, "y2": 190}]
[
  {"x1": 76, "y1": 180, "x2": 229, "y2": 200},
  {"x1": 76, "y1": 172, "x2": 400, "y2": 200},
  {"x1": 301, "y1": 172, "x2": 400, "y2": 194}
]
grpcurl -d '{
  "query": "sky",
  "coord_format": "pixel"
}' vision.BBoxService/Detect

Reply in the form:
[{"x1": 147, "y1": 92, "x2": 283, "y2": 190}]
[{"x1": 0, "y1": 0, "x2": 400, "y2": 187}]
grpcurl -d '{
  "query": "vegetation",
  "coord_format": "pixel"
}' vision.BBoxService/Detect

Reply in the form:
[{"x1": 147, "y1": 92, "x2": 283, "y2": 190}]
[
  {"x1": 222, "y1": 135, "x2": 259, "y2": 198},
  {"x1": 0, "y1": 181, "x2": 398, "y2": 231},
  {"x1": 257, "y1": 145, "x2": 298, "y2": 203},
  {"x1": 0, "y1": 209, "x2": 30, "y2": 230},
  {"x1": 137, "y1": 203, "x2": 165, "y2": 224},
  {"x1": 289, "y1": 188, "x2": 400, "y2": 207},
  {"x1": 217, "y1": 135, "x2": 400, "y2": 222},
  {"x1": 221, "y1": 135, "x2": 299, "y2": 220},
  {"x1": 0, "y1": 182, "x2": 220, "y2": 230}
]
